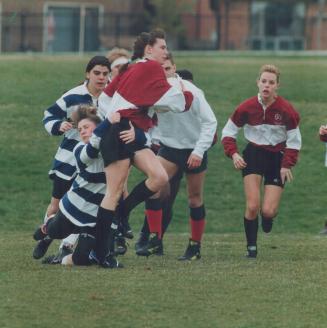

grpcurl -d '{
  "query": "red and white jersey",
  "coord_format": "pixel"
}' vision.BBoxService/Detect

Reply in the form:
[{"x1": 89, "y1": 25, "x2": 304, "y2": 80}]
[
  {"x1": 320, "y1": 134, "x2": 327, "y2": 142},
  {"x1": 221, "y1": 94, "x2": 301, "y2": 168},
  {"x1": 98, "y1": 59, "x2": 193, "y2": 131}
]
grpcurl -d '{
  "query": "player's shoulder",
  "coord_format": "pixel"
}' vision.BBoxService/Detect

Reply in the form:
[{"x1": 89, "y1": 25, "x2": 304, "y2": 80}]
[{"x1": 237, "y1": 96, "x2": 258, "y2": 109}]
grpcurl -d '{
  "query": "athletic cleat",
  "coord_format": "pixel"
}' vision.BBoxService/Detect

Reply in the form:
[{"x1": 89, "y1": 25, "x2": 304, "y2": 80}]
[
  {"x1": 33, "y1": 225, "x2": 48, "y2": 241},
  {"x1": 115, "y1": 236, "x2": 128, "y2": 256},
  {"x1": 42, "y1": 254, "x2": 61, "y2": 264},
  {"x1": 33, "y1": 236, "x2": 53, "y2": 259},
  {"x1": 134, "y1": 232, "x2": 149, "y2": 253},
  {"x1": 262, "y1": 217, "x2": 273, "y2": 233},
  {"x1": 120, "y1": 221, "x2": 134, "y2": 239},
  {"x1": 100, "y1": 255, "x2": 124, "y2": 269},
  {"x1": 178, "y1": 239, "x2": 201, "y2": 261},
  {"x1": 89, "y1": 250, "x2": 123, "y2": 268},
  {"x1": 245, "y1": 245, "x2": 257, "y2": 259},
  {"x1": 41, "y1": 245, "x2": 73, "y2": 264},
  {"x1": 136, "y1": 234, "x2": 162, "y2": 257}
]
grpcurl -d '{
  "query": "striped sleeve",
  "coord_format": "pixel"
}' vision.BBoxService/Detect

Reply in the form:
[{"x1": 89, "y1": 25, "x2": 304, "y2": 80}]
[
  {"x1": 43, "y1": 101, "x2": 66, "y2": 136},
  {"x1": 74, "y1": 142, "x2": 100, "y2": 168}
]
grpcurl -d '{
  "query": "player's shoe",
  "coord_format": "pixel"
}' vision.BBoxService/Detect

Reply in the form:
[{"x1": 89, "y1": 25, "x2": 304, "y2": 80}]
[
  {"x1": 32, "y1": 236, "x2": 53, "y2": 259},
  {"x1": 33, "y1": 225, "x2": 48, "y2": 241},
  {"x1": 261, "y1": 217, "x2": 273, "y2": 233},
  {"x1": 245, "y1": 245, "x2": 257, "y2": 259},
  {"x1": 42, "y1": 245, "x2": 73, "y2": 264},
  {"x1": 120, "y1": 221, "x2": 134, "y2": 239},
  {"x1": 115, "y1": 236, "x2": 128, "y2": 256},
  {"x1": 89, "y1": 250, "x2": 123, "y2": 269},
  {"x1": 135, "y1": 233, "x2": 162, "y2": 257},
  {"x1": 101, "y1": 254, "x2": 123, "y2": 269},
  {"x1": 134, "y1": 232, "x2": 149, "y2": 253},
  {"x1": 178, "y1": 239, "x2": 201, "y2": 261}
]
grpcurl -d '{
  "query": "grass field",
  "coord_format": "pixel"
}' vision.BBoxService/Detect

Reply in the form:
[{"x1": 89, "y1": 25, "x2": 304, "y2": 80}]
[{"x1": 1, "y1": 54, "x2": 327, "y2": 327}]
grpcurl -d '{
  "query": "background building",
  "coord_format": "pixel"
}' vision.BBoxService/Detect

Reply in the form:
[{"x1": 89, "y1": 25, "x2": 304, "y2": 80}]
[{"x1": 0, "y1": 0, "x2": 326, "y2": 53}]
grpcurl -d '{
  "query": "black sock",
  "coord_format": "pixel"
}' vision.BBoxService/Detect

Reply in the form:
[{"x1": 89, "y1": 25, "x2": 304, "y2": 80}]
[
  {"x1": 122, "y1": 180, "x2": 155, "y2": 217},
  {"x1": 261, "y1": 214, "x2": 274, "y2": 233},
  {"x1": 244, "y1": 217, "x2": 258, "y2": 248},
  {"x1": 117, "y1": 196, "x2": 130, "y2": 233},
  {"x1": 95, "y1": 207, "x2": 116, "y2": 263},
  {"x1": 141, "y1": 215, "x2": 150, "y2": 235}
]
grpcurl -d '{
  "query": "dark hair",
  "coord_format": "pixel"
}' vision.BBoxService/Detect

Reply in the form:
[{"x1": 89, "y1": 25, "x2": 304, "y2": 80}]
[
  {"x1": 71, "y1": 104, "x2": 101, "y2": 127},
  {"x1": 85, "y1": 56, "x2": 111, "y2": 72},
  {"x1": 176, "y1": 69, "x2": 194, "y2": 82},
  {"x1": 131, "y1": 28, "x2": 166, "y2": 60}
]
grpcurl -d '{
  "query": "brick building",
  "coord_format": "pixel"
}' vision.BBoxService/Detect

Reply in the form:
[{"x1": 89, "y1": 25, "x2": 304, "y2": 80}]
[{"x1": 0, "y1": 0, "x2": 326, "y2": 52}]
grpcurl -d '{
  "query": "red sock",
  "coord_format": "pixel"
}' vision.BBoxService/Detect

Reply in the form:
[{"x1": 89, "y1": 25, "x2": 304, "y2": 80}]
[
  {"x1": 190, "y1": 218, "x2": 206, "y2": 242},
  {"x1": 146, "y1": 209, "x2": 162, "y2": 239}
]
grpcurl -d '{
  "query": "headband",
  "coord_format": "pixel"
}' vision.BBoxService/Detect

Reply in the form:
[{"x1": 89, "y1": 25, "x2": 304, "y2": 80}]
[{"x1": 110, "y1": 57, "x2": 129, "y2": 70}]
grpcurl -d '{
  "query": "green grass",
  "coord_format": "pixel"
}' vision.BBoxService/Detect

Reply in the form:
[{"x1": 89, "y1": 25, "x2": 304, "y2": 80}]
[
  {"x1": 1, "y1": 55, "x2": 327, "y2": 327},
  {"x1": 2, "y1": 233, "x2": 327, "y2": 328}
]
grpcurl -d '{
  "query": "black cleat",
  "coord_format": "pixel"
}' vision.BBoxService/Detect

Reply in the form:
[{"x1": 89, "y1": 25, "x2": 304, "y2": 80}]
[
  {"x1": 101, "y1": 255, "x2": 124, "y2": 269},
  {"x1": 136, "y1": 234, "x2": 163, "y2": 257},
  {"x1": 120, "y1": 221, "x2": 134, "y2": 239},
  {"x1": 262, "y1": 217, "x2": 273, "y2": 233},
  {"x1": 33, "y1": 236, "x2": 53, "y2": 259},
  {"x1": 134, "y1": 232, "x2": 149, "y2": 253},
  {"x1": 42, "y1": 245, "x2": 73, "y2": 264},
  {"x1": 89, "y1": 250, "x2": 123, "y2": 269},
  {"x1": 178, "y1": 239, "x2": 201, "y2": 261},
  {"x1": 33, "y1": 225, "x2": 47, "y2": 241},
  {"x1": 245, "y1": 245, "x2": 257, "y2": 259},
  {"x1": 115, "y1": 236, "x2": 128, "y2": 256}
]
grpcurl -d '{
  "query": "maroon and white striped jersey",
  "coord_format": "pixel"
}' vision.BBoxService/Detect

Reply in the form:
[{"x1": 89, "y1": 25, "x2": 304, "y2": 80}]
[
  {"x1": 99, "y1": 59, "x2": 193, "y2": 131},
  {"x1": 221, "y1": 95, "x2": 301, "y2": 168}
]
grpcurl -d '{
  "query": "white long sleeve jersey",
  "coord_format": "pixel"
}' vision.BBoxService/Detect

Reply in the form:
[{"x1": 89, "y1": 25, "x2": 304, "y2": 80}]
[{"x1": 152, "y1": 77, "x2": 217, "y2": 158}]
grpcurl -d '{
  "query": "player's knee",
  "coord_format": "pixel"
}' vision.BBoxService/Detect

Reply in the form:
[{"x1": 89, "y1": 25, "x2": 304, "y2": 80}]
[
  {"x1": 246, "y1": 203, "x2": 260, "y2": 217},
  {"x1": 261, "y1": 207, "x2": 277, "y2": 219},
  {"x1": 152, "y1": 170, "x2": 169, "y2": 190}
]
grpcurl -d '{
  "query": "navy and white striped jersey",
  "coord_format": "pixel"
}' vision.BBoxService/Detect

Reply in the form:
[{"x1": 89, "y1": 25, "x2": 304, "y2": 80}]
[
  {"x1": 43, "y1": 83, "x2": 100, "y2": 181},
  {"x1": 58, "y1": 121, "x2": 109, "y2": 227}
]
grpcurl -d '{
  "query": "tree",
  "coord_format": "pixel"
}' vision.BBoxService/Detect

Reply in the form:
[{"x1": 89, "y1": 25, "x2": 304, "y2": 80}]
[{"x1": 143, "y1": 0, "x2": 196, "y2": 49}]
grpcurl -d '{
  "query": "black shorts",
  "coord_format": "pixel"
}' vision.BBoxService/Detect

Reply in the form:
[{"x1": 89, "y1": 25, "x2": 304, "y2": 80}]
[
  {"x1": 72, "y1": 231, "x2": 96, "y2": 266},
  {"x1": 158, "y1": 145, "x2": 208, "y2": 174},
  {"x1": 100, "y1": 118, "x2": 147, "y2": 167},
  {"x1": 47, "y1": 210, "x2": 93, "y2": 239},
  {"x1": 52, "y1": 176, "x2": 74, "y2": 199},
  {"x1": 242, "y1": 143, "x2": 284, "y2": 187}
]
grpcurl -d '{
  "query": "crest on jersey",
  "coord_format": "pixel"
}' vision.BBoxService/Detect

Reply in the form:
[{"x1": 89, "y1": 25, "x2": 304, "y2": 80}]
[{"x1": 274, "y1": 113, "x2": 282, "y2": 122}]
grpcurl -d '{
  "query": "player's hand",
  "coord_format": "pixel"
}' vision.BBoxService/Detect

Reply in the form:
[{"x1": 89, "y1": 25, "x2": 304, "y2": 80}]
[
  {"x1": 232, "y1": 153, "x2": 247, "y2": 170},
  {"x1": 319, "y1": 125, "x2": 327, "y2": 135},
  {"x1": 59, "y1": 121, "x2": 73, "y2": 132},
  {"x1": 108, "y1": 112, "x2": 121, "y2": 123},
  {"x1": 120, "y1": 121, "x2": 135, "y2": 144},
  {"x1": 280, "y1": 167, "x2": 293, "y2": 184},
  {"x1": 187, "y1": 153, "x2": 202, "y2": 169}
]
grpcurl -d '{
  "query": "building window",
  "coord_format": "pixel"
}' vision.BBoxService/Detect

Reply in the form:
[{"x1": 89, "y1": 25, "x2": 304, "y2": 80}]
[
  {"x1": 43, "y1": 2, "x2": 103, "y2": 52},
  {"x1": 250, "y1": 1, "x2": 305, "y2": 50}
]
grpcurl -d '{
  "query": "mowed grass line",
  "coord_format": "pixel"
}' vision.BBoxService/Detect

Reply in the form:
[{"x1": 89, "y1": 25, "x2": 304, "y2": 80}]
[{"x1": 1, "y1": 232, "x2": 327, "y2": 328}]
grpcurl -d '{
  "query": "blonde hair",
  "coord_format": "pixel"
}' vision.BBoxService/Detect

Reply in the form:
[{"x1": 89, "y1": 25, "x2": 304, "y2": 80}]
[
  {"x1": 258, "y1": 64, "x2": 280, "y2": 83},
  {"x1": 106, "y1": 47, "x2": 130, "y2": 64}
]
